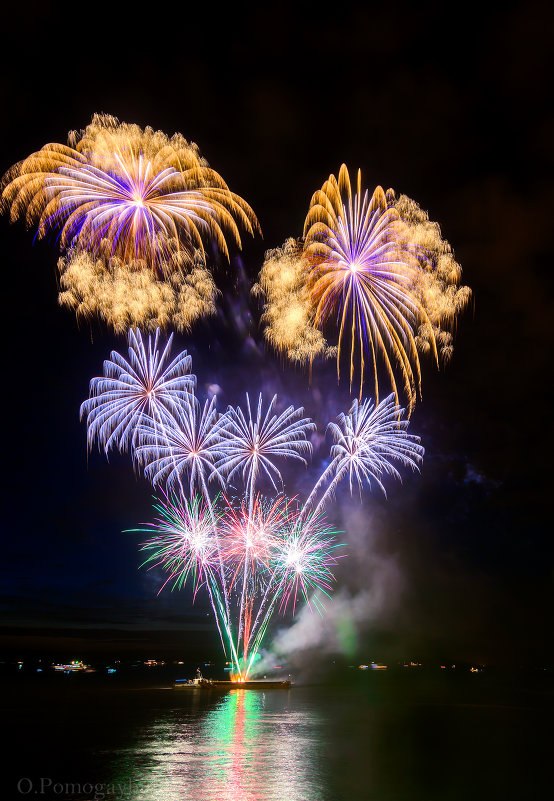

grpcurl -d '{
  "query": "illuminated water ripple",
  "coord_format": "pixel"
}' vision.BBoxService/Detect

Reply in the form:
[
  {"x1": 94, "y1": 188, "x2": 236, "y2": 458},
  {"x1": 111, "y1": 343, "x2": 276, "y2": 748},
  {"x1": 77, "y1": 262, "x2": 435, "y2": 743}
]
[{"x1": 109, "y1": 689, "x2": 325, "y2": 801}]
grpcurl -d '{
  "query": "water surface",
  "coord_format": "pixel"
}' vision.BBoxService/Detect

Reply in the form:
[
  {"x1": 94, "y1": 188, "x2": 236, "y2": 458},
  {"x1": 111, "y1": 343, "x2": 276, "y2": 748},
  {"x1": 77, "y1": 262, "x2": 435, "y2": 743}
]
[{"x1": 4, "y1": 672, "x2": 551, "y2": 800}]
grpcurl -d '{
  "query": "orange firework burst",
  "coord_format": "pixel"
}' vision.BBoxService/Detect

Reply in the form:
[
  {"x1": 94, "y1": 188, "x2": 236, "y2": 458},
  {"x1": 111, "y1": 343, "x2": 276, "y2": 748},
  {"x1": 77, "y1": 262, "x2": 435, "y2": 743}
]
[
  {"x1": 2, "y1": 114, "x2": 259, "y2": 277},
  {"x1": 304, "y1": 164, "x2": 435, "y2": 409},
  {"x1": 257, "y1": 164, "x2": 470, "y2": 411}
]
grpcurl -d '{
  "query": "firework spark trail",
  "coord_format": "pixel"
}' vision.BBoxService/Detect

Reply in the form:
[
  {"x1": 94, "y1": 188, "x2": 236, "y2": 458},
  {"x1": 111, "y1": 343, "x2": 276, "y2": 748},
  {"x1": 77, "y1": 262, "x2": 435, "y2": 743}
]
[
  {"x1": 222, "y1": 498, "x2": 340, "y2": 678},
  {"x1": 216, "y1": 394, "x2": 314, "y2": 649},
  {"x1": 241, "y1": 508, "x2": 342, "y2": 678},
  {"x1": 135, "y1": 491, "x2": 232, "y2": 659},
  {"x1": 135, "y1": 391, "x2": 234, "y2": 619},
  {"x1": 239, "y1": 495, "x2": 300, "y2": 630},
  {"x1": 305, "y1": 394, "x2": 424, "y2": 518},
  {"x1": 222, "y1": 494, "x2": 291, "y2": 647},
  {"x1": 80, "y1": 328, "x2": 194, "y2": 454}
]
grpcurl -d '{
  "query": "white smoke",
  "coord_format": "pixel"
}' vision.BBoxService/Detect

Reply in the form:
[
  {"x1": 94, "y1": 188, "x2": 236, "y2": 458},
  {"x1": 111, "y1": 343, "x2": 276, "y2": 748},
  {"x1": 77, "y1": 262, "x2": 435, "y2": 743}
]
[{"x1": 254, "y1": 501, "x2": 404, "y2": 677}]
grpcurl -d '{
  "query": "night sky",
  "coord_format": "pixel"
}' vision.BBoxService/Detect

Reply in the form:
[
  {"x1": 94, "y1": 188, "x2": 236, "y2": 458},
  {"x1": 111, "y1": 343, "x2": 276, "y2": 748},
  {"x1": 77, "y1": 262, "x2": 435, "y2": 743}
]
[{"x1": 1, "y1": 2, "x2": 552, "y2": 667}]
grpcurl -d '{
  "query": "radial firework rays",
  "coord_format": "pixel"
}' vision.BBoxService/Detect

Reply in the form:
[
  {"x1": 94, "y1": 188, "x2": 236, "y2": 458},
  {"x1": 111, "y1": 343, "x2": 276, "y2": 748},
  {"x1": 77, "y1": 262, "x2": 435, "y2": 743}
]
[
  {"x1": 1, "y1": 114, "x2": 260, "y2": 332},
  {"x1": 81, "y1": 327, "x2": 194, "y2": 454},
  {"x1": 275, "y1": 510, "x2": 341, "y2": 614},
  {"x1": 306, "y1": 394, "x2": 424, "y2": 515},
  {"x1": 222, "y1": 494, "x2": 291, "y2": 574},
  {"x1": 304, "y1": 166, "x2": 430, "y2": 406},
  {"x1": 135, "y1": 395, "x2": 227, "y2": 498},
  {"x1": 138, "y1": 492, "x2": 220, "y2": 595},
  {"x1": 2, "y1": 114, "x2": 259, "y2": 273},
  {"x1": 217, "y1": 394, "x2": 315, "y2": 508},
  {"x1": 256, "y1": 164, "x2": 470, "y2": 411}
]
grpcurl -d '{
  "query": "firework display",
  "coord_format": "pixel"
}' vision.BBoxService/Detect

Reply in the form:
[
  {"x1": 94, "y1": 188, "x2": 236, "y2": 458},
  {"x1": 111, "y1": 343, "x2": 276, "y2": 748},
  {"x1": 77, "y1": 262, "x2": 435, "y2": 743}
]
[
  {"x1": 1, "y1": 114, "x2": 259, "y2": 331},
  {"x1": 256, "y1": 164, "x2": 471, "y2": 411},
  {"x1": 83, "y1": 329, "x2": 422, "y2": 679},
  {"x1": 3, "y1": 117, "x2": 472, "y2": 681},
  {"x1": 138, "y1": 492, "x2": 340, "y2": 680},
  {"x1": 139, "y1": 492, "x2": 220, "y2": 596}
]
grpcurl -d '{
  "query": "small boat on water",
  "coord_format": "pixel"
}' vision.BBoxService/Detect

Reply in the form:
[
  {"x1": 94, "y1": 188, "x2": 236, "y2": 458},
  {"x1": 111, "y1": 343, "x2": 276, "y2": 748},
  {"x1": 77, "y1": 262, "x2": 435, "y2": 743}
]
[{"x1": 174, "y1": 677, "x2": 292, "y2": 690}]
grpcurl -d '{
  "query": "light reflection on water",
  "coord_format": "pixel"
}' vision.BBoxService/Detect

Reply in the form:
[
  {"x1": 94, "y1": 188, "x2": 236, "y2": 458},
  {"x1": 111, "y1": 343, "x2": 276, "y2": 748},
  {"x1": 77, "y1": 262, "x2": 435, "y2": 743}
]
[
  {"x1": 5, "y1": 676, "x2": 551, "y2": 800},
  {"x1": 112, "y1": 689, "x2": 324, "y2": 801}
]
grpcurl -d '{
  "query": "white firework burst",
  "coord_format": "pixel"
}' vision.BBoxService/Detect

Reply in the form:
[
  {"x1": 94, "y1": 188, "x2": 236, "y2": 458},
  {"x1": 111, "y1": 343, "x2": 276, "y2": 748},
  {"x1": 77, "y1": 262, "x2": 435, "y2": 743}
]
[
  {"x1": 80, "y1": 328, "x2": 194, "y2": 454},
  {"x1": 135, "y1": 395, "x2": 226, "y2": 498},
  {"x1": 306, "y1": 394, "x2": 424, "y2": 514},
  {"x1": 217, "y1": 394, "x2": 315, "y2": 507}
]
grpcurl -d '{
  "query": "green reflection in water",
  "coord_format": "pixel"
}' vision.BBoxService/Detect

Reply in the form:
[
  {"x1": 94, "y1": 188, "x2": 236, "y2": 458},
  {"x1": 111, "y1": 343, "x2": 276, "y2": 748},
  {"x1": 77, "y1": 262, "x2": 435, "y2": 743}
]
[{"x1": 108, "y1": 690, "x2": 324, "y2": 801}]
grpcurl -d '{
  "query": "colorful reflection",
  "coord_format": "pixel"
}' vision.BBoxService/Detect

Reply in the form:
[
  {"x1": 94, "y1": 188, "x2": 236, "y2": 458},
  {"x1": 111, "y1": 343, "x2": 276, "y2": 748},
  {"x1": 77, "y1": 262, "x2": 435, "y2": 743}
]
[{"x1": 110, "y1": 689, "x2": 324, "y2": 800}]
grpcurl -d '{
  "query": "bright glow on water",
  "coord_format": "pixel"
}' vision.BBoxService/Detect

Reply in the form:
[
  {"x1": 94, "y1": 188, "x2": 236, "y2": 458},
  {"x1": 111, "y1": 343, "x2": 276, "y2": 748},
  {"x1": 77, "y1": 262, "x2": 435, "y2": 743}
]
[
  {"x1": 109, "y1": 690, "x2": 324, "y2": 801},
  {"x1": 4, "y1": 677, "x2": 551, "y2": 800}
]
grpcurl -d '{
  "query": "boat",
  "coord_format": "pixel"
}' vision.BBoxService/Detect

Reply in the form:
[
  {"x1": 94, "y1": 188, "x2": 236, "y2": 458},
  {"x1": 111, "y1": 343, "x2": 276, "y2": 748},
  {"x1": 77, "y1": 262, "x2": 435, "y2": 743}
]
[
  {"x1": 52, "y1": 660, "x2": 93, "y2": 673},
  {"x1": 174, "y1": 677, "x2": 292, "y2": 690}
]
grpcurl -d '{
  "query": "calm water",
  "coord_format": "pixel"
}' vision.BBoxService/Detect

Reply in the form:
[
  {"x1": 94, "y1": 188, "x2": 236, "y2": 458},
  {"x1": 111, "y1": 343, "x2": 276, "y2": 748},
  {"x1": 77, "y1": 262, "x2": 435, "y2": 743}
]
[{"x1": 4, "y1": 672, "x2": 552, "y2": 800}]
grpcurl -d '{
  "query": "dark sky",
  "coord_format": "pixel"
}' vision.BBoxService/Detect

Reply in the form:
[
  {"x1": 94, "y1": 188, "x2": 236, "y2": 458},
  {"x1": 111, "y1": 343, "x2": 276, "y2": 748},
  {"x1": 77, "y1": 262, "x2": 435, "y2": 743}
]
[{"x1": 1, "y1": 1, "x2": 552, "y2": 666}]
